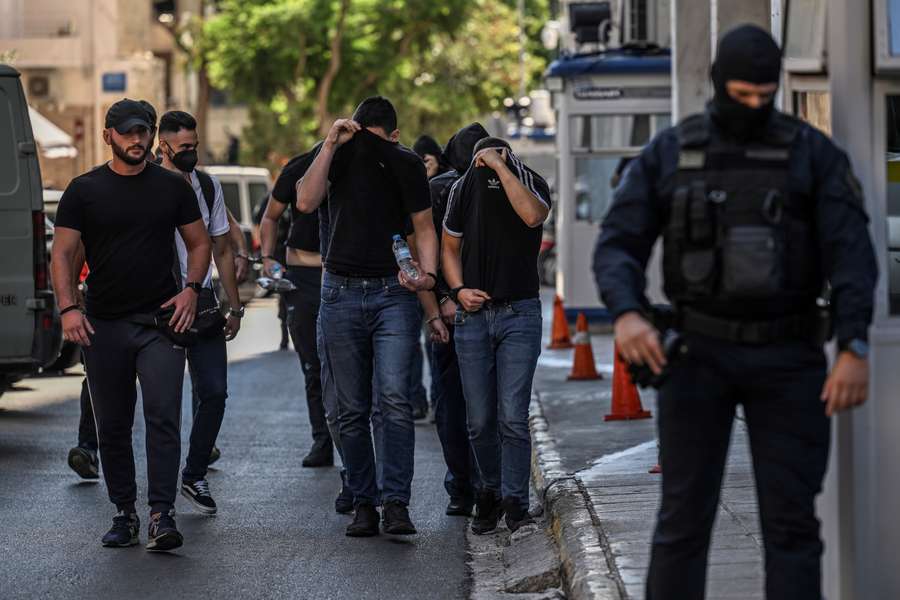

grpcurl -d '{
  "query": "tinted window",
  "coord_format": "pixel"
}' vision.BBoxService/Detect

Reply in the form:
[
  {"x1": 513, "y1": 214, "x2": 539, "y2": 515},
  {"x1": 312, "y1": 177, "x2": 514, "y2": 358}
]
[
  {"x1": 249, "y1": 182, "x2": 269, "y2": 211},
  {"x1": 220, "y1": 182, "x2": 241, "y2": 218}
]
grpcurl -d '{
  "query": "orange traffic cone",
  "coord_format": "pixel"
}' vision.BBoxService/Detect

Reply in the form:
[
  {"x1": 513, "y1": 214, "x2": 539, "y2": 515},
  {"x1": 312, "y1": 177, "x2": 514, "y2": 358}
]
[
  {"x1": 547, "y1": 295, "x2": 573, "y2": 349},
  {"x1": 568, "y1": 313, "x2": 601, "y2": 380},
  {"x1": 604, "y1": 342, "x2": 652, "y2": 421}
]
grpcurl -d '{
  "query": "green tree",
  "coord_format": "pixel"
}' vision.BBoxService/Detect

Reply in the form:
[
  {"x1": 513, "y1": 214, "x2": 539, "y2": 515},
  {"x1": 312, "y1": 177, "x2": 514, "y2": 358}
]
[{"x1": 203, "y1": 0, "x2": 549, "y2": 167}]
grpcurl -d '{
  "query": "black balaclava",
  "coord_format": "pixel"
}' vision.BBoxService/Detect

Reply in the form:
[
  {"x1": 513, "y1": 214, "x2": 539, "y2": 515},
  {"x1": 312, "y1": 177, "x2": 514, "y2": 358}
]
[{"x1": 710, "y1": 24, "x2": 782, "y2": 140}]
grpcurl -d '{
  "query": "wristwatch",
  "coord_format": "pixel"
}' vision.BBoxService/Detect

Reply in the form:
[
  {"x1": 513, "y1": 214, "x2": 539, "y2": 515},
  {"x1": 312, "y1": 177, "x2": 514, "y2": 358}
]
[
  {"x1": 839, "y1": 338, "x2": 869, "y2": 359},
  {"x1": 185, "y1": 282, "x2": 203, "y2": 293},
  {"x1": 229, "y1": 305, "x2": 245, "y2": 319}
]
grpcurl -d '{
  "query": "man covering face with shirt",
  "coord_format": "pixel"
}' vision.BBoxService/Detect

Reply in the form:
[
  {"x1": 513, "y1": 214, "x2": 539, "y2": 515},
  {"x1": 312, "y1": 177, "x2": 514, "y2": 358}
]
[
  {"x1": 296, "y1": 96, "x2": 447, "y2": 538},
  {"x1": 442, "y1": 136, "x2": 552, "y2": 536}
]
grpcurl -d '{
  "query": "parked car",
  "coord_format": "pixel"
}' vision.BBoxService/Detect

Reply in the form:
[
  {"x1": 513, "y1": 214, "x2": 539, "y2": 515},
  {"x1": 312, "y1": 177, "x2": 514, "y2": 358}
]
[{"x1": 0, "y1": 65, "x2": 62, "y2": 397}]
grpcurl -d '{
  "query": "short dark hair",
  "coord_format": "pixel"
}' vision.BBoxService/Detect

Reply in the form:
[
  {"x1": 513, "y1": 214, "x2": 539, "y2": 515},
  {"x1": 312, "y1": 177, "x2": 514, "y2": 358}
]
[
  {"x1": 473, "y1": 136, "x2": 510, "y2": 154},
  {"x1": 158, "y1": 110, "x2": 197, "y2": 135},
  {"x1": 352, "y1": 96, "x2": 397, "y2": 133}
]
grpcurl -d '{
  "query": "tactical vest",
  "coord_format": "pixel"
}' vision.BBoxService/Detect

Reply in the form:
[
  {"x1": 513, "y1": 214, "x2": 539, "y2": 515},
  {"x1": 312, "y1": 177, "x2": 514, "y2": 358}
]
[{"x1": 662, "y1": 112, "x2": 821, "y2": 317}]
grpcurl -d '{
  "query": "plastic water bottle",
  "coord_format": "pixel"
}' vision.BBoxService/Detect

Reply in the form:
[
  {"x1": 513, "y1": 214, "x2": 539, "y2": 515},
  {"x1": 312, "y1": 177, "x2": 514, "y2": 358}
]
[
  {"x1": 270, "y1": 262, "x2": 283, "y2": 280},
  {"x1": 392, "y1": 234, "x2": 419, "y2": 280}
]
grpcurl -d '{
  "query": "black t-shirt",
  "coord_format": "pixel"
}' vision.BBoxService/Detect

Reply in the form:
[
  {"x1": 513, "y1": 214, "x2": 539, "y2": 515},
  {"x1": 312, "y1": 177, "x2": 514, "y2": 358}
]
[
  {"x1": 443, "y1": 153, "x2": 551, "y2": 300},
  {"x1": 55, "y1": 162, "x2": 202, "y2": 318},
  {"x1": 325, "y1": 130, "x2": 431, "y2": 277},
  {"x1": 272, "y1": 146, "x2": 322, "y2": 253}
]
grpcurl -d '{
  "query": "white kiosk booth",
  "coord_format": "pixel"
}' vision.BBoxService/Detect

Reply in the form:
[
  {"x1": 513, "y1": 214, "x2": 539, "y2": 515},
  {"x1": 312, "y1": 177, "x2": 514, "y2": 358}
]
[{"x1": 545, "y1": 48, "x2": 671, "y2": 320}]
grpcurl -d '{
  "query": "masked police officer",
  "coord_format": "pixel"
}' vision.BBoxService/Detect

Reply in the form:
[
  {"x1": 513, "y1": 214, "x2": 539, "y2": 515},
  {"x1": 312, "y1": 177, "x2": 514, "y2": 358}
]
[{"x1": 593, "y1": 25, "x2": 877, "y2": 600}]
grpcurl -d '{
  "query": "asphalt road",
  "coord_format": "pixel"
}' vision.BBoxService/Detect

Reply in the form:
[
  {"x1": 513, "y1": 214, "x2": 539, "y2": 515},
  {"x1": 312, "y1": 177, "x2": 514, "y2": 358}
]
[{"x1": 0, "y1": 298, "x2": 469, "y2": 600}]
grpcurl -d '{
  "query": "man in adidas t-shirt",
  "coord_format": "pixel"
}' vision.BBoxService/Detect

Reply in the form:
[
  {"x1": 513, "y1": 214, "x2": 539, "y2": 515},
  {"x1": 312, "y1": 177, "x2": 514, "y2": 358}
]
[{"x1": 442, "y1": 136, "x2": 552, "y2": 536}]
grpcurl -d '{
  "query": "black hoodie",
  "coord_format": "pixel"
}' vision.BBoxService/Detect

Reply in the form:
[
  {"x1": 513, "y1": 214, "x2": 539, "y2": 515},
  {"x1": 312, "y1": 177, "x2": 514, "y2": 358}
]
[{"x1": 429, "y1": 123, "x2": 490, "y2": 233}]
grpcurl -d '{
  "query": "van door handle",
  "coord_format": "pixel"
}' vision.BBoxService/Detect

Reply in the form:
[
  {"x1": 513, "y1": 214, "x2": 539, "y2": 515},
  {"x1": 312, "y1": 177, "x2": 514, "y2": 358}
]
[{"x1": 18, "y1": 141, "x2": 36, "y2": 156}]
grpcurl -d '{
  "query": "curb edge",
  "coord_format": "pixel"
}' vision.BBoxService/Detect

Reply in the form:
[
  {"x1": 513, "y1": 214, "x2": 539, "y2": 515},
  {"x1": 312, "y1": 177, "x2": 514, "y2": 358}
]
[{"x1": 530, "y1": 391, "x2": 625, "y2": 600}]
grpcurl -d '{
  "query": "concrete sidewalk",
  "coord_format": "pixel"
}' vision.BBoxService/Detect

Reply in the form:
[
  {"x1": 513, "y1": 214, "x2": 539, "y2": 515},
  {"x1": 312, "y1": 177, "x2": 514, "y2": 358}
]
[{"x1": 531, "y1": 327, "x2": 764, "y2": 599}]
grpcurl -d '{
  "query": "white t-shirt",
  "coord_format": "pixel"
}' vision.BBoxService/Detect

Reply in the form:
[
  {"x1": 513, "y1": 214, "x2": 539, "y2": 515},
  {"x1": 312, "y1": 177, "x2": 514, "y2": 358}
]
[{"x1": 175, "y1": 170, "x2": 230, "y2": 288}]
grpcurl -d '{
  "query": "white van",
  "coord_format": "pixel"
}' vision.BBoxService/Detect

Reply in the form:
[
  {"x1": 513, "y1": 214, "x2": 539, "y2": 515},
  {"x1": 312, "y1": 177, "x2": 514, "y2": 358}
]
[
  {"x1": 0, "y1": 65, "x2": 62, "y2": 395},
  {"x1": 201, "y1": 165, "x2": 272, "y2": 305},
  {"x1": 202, "y1": 165, "x2": 271, "y2": 239}
]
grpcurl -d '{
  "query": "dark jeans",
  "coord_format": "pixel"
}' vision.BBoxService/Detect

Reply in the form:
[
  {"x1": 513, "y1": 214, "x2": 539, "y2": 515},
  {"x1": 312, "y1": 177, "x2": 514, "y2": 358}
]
[
  {"x1": 319, "y1": 272, "x2": 420, "y2": 507},
  {"x1": 82, "y1": 318, "x2": 185, "y2": 514},
  {"x1": 318, "y1": 313, "x2": 385, "y2": 497},
  {"x1": 454, "y1": 298, "x2": 541, "y2": 511},
  {"x1": 77, "y1": 376, "x2": 97, "y2": 451},
  {"x1": 431, "y1": 328, "x2": 476, "y2": 502},
  {"x1": 182, "y1": 331, "x2": 228, "y2": 482},
  {"x1": 646, "y1": 336, "x2": 830, "y2": 600},
  {"x1": 285, "y1": 266, "x2": 331, "y2": 453}
]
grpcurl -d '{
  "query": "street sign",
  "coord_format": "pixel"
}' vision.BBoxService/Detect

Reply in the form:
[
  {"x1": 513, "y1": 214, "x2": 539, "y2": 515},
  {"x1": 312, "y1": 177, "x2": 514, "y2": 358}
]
[{"x1": 101, "y1": 72, "x2": 127, "y2": 93}]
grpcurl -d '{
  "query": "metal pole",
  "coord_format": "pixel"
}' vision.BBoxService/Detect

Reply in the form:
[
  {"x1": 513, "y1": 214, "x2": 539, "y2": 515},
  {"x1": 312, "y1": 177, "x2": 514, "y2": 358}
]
[{"x1": 518, "y1": 0, "x2": 526, "y2": 99}]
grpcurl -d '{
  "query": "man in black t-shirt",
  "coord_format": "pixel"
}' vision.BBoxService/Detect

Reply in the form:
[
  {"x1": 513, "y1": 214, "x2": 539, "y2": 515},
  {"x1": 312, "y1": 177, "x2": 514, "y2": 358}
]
[
  {"x1": 297, "y1": 96, "x2": 448, "y2": 537},
  {"x1": 51, "y1": 99, "x2": 211, "y2": 552},
  {"x1": 261, "y1": 146, "x2": 336, "y2": 469},
  {"x1": 442, "y1": 136, "x2": 551, "y2": 535}
]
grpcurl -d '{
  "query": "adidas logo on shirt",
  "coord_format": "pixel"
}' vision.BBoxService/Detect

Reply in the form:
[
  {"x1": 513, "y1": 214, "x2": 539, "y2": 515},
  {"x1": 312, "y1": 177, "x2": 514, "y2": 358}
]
[{"x1": 487, "y1": 178, "x2": 501, "y2": 189}]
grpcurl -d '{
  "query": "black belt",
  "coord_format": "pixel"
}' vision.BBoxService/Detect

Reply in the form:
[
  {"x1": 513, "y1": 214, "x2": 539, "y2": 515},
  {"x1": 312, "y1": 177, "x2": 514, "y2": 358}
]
[{"x1": 678, "y1": 308, "x2": 822, "y2": 345}]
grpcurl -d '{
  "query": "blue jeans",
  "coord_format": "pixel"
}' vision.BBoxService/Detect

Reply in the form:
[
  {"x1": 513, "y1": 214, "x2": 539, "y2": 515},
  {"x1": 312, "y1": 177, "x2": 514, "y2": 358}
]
[
  {"x1": 454, "y1": 298, "x2": 542, "y2": 511},
  {"x1": 318, "y1": 314, "x2": 385, "y2": 499},
  {"x1": 319, "y1": 272, "x2": 420, "y2": 507}
]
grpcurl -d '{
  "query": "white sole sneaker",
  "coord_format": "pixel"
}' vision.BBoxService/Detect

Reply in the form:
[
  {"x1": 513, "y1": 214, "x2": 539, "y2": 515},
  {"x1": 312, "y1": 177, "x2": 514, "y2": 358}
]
[{"x1": 180, "y1": 485, "x2": 217, "y2": 515}]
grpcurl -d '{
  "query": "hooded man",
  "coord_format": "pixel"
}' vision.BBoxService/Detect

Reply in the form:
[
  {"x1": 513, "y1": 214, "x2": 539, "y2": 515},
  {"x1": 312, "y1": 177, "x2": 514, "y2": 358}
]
[
  {"x1": 428, "y1": 123, "x2": 489, "y2": 517},
  {"x1": 593, "y1": 25, "x2": 877, "y2": 600}
]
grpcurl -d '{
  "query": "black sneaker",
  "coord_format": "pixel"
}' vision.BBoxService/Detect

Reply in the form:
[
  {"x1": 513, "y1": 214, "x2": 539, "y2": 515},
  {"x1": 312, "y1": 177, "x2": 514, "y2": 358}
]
[
  {"x1": 346, "y1": 504, "x2": 380, "y2": 537},
  {"x1": 446, "y1": 497, "x2": 474, "y2": 517},
  {"x1": 382, "y1": 500, "x2": 417, "y2": 535},
  {"x1": 101, "y1": 511, "x2": 139, "y2": 547},
  {"x1": 301, "y1": 443, "x2": 334, "y2": 468},
  {"x1": 146, "y1": 511, "x2": 183, "y2": 552},
  {"x1": 181, "y1": 478, "x2": 217, "y2": 515},
  {"x1": 68, "y1": 446, "x2": 99, "y2": 480},
  {"x1": 471, "y1": 491, "x2": 504, "y2": 535},
  {"x1": 208, "y1": 446, "x2": 221, "y2": 466},
  {"x1": 503, "y1": 498, "x2": 536, "y2": 533},
  {"x1": 335, "y1": 475, "x2": 354, "y2": 514}
]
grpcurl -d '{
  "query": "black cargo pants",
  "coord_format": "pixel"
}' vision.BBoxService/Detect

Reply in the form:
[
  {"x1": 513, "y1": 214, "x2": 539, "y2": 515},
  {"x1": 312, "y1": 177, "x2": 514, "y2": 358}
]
[
  {"x1": 646, "y1": 335, "x2": 830, "y2": 600},
  {"x1": 284, "y1": 266, "x2": 332, "y2": 453},
  {"x1": 83, "y1": 317, "x2": 185, "y2": 515}
]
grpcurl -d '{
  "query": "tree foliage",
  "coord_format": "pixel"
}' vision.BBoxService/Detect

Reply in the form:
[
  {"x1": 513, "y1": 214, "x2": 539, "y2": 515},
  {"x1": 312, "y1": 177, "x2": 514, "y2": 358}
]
[{"x1": 203, "y1": 0, "x2": 549, "y2": 167}]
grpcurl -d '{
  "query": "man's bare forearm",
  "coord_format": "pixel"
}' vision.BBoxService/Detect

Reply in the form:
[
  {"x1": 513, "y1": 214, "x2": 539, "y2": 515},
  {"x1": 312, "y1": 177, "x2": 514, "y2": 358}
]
[
  {"x1": 441, "y1": 233, "x2": 464, "y2": 289},
  {"x1": 297, "y1": 144, "x2": 335, "y2": 213},
  {"x1": 260, "y1": 196, "x2": 288, "y2": 259},
  {"x1": 411, "y1": 210, "x2": 438, "y2": 275},
  {"x1": 496, "y1": 163, "x2": 548, "y2": 228},
  {"x1": 226, "y1": 209, "x2": 247, "y2": 256},
  {"x1": 212, "y1": 235, "x2": 240, "y2": 307},
  {"x1": 52, "y1": 246, "x2": 77, "y2": 310},
  {"x1": 418, "y1": 290, "x2": 439, "y2": 317}
]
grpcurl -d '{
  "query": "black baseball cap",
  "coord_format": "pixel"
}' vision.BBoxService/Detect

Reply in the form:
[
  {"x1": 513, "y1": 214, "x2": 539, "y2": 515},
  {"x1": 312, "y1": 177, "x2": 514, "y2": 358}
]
[{"x1": 105, "y1": 98, "x2": 154, "y2": 134}]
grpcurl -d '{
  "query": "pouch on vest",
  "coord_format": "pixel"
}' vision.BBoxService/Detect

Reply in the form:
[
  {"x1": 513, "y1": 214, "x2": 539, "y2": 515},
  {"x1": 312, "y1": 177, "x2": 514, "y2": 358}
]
[{"x1": 676, "y1": 181, "x2": 718, "y2": 295}]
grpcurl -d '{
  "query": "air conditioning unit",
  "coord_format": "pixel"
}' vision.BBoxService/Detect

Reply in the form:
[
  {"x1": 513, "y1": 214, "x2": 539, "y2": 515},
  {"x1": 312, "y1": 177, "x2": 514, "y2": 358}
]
[{"x1": 28, "y1": 75, "x2": 50, "y2": 99}]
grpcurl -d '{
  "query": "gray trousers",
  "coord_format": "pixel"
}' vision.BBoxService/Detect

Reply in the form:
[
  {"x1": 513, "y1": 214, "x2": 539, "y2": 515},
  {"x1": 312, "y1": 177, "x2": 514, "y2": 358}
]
[{"x1": 83, "y1": 317, "x2": 185, "y2": 514}]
